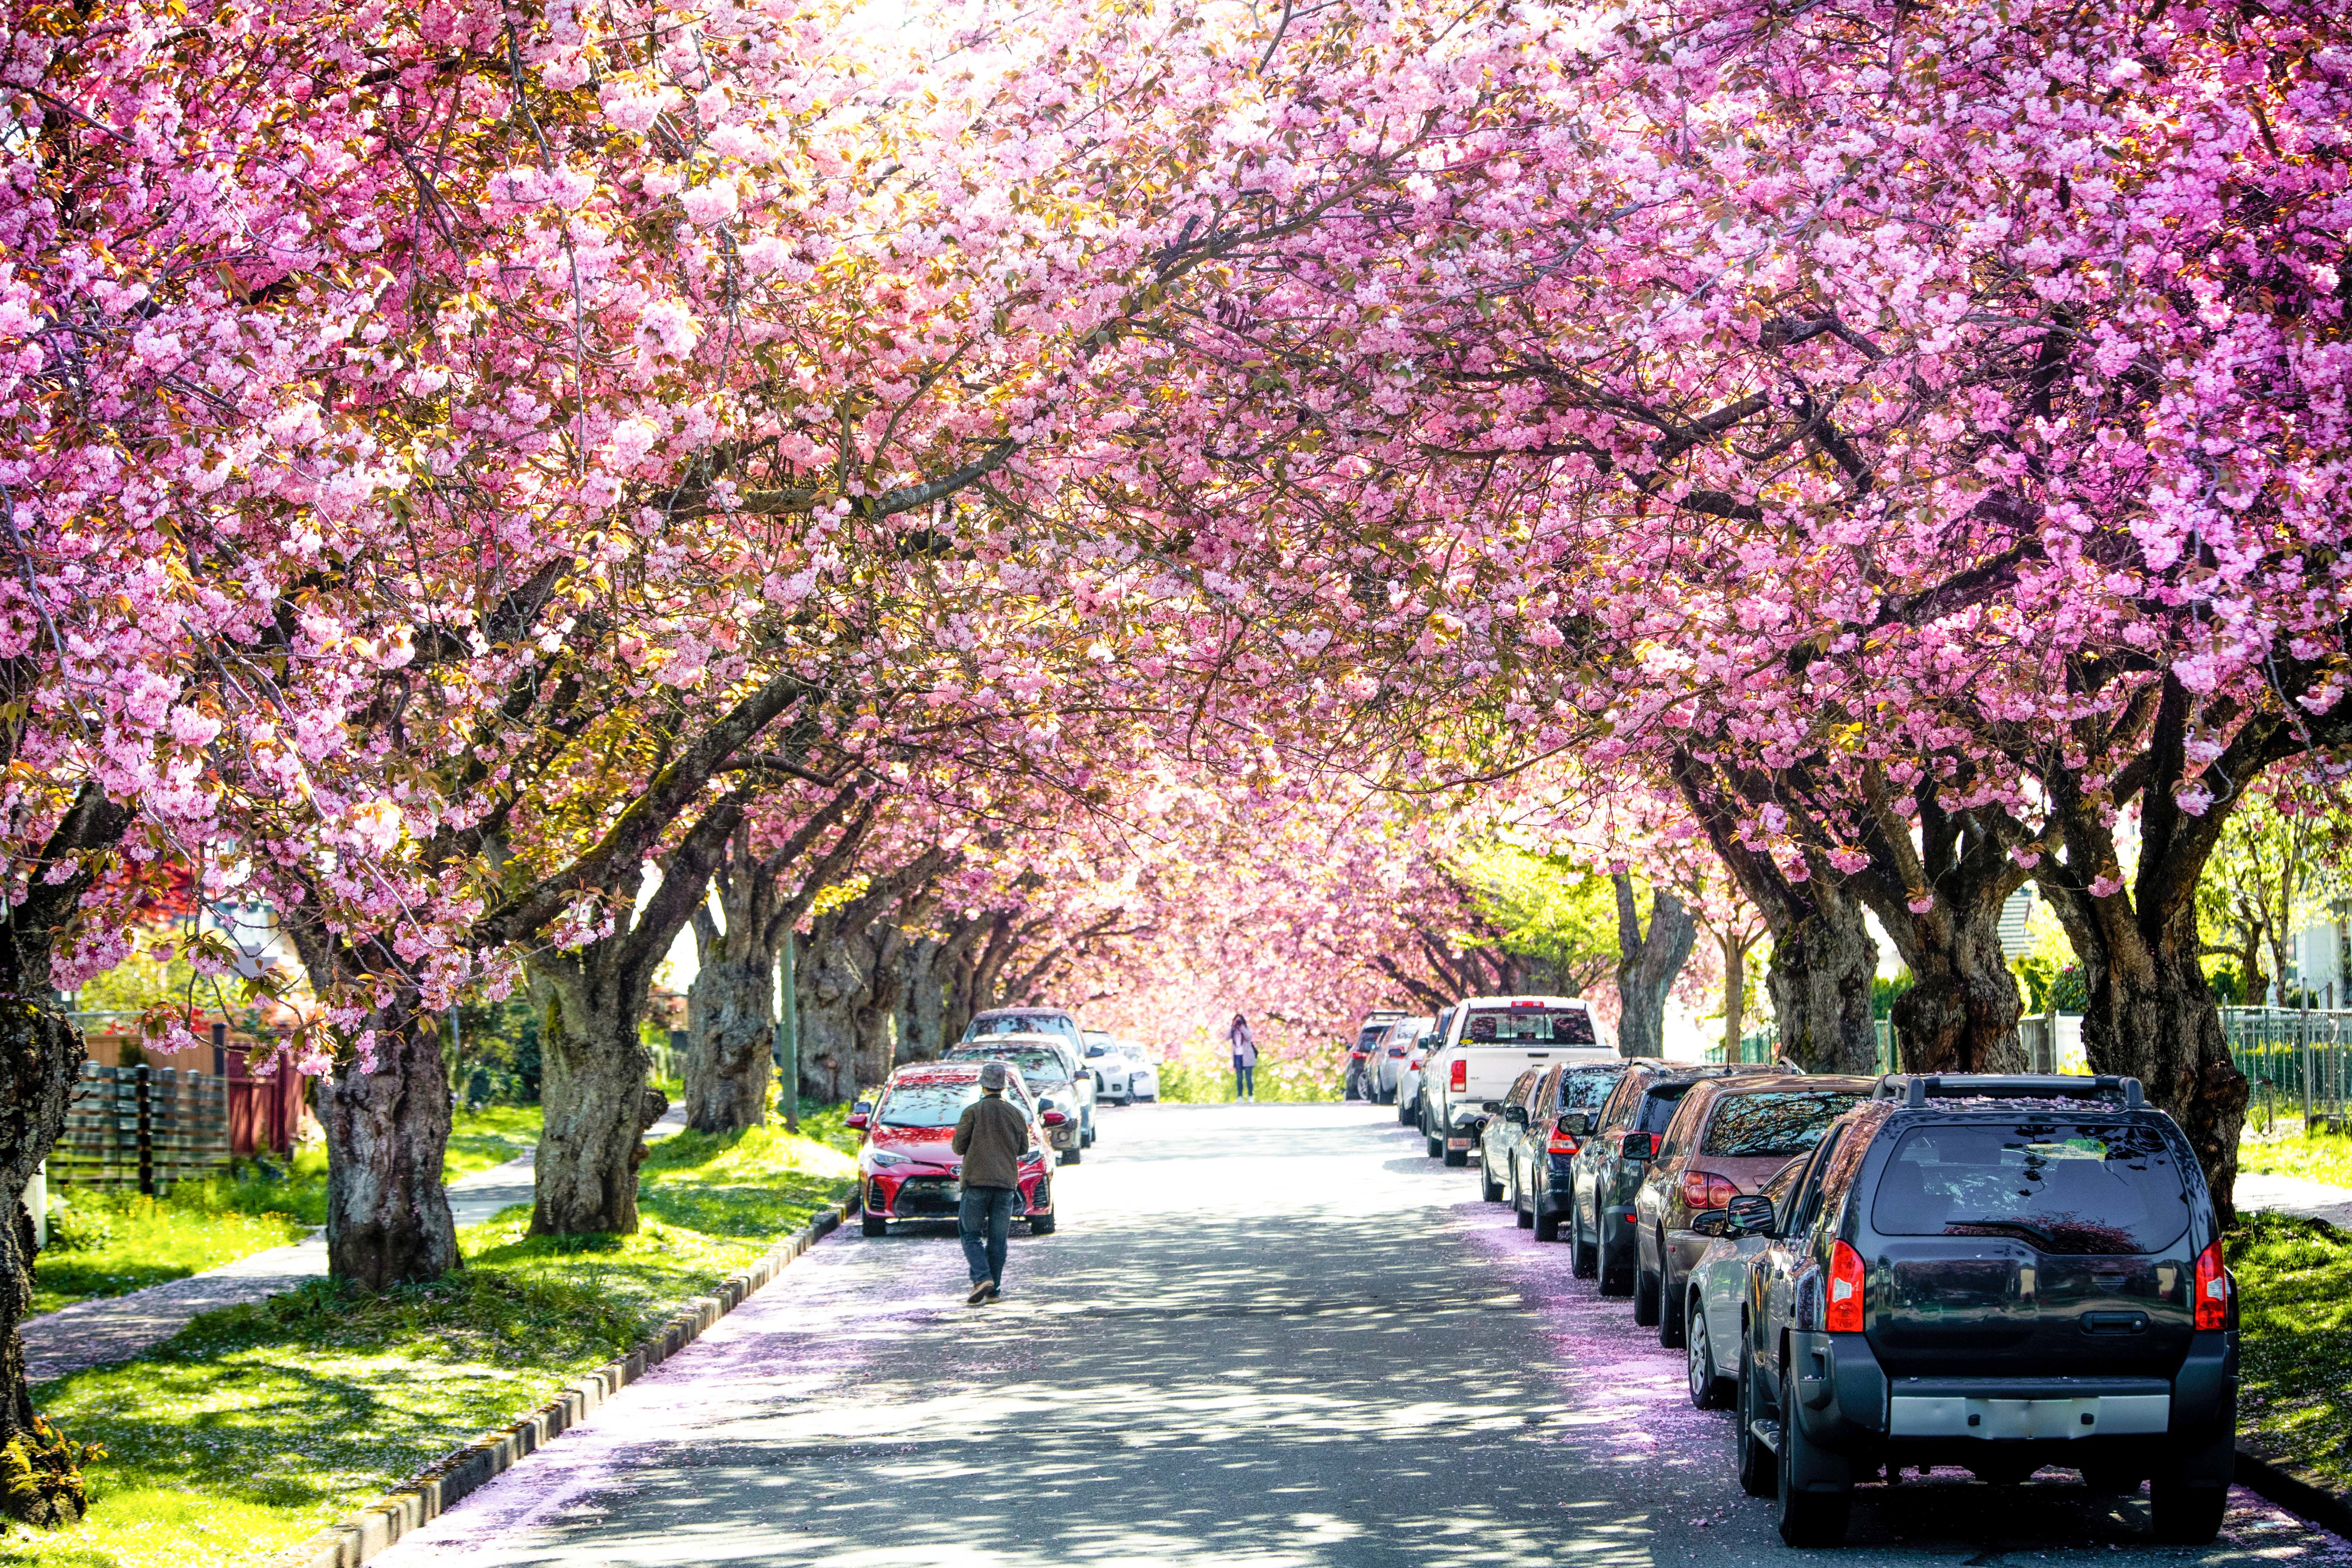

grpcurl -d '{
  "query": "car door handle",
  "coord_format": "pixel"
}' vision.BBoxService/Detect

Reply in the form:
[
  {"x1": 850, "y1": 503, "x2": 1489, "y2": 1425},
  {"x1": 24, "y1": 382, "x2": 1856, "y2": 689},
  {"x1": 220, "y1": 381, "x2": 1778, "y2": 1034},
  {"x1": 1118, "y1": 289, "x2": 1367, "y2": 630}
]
[{"x1": 2082, "y1": 1311, "x2": 2148, "y2": 1336}]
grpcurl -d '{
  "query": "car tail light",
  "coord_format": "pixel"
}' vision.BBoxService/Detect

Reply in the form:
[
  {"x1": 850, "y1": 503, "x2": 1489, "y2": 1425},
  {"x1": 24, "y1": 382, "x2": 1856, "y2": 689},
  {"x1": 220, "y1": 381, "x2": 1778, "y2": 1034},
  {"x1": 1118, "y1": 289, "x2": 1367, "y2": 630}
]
[
  {"x1": 1826, "y1": 1240, "x2": 1866, "y2": 1333},
  {"x1": 2193, "y1": 1239, "x2": 2231, "y2": 1330},
  {"x1": 1406, "y1": 1056, "x2": 1423, "y2": 1072},
  {"x1": 1449, "y1": 1059, "x2": 1467, "y2": 1092},
  {"x1": 1681, "y1": 1171, "x2": 1738, "y2": 1210},
  {"x1": 1547, "y1": 1116, "x2": 1581, "y2": 1155}
]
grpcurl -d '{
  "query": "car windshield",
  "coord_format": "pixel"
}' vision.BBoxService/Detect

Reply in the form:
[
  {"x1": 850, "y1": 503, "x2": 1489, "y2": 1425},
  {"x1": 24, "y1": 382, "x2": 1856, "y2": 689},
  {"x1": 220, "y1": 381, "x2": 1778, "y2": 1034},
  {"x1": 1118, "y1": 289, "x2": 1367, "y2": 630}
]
[
  {"x1": 1464, "y1": 1008, "x2": 1596, "y2": 1044},
  {"x1": 877, "y1": 1083, "x2": 981, "y2": 1128},
  {"x1": 1636, "y1": 1084, "x2": 1695, "y2": 1134},
  {"x1": 1703, "y1": 1091, "x2": 1867, "y2": 1159},
  {"x1": 1870, "y1": 1120, "x2": 2192, "y2": 1256},
  {"x1": 944, "y1": 1044, "x2": 1064, "y2": 1081}
]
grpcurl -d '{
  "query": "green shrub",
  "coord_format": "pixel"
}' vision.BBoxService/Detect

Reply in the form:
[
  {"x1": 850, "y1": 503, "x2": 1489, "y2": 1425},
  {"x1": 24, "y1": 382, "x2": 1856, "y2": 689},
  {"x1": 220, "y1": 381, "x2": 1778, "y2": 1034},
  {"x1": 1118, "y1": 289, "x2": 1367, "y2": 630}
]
[
  {"x1": 0, "y1": 1416, "x2": 104, "y2": 1527},
  {"x1": 40, "y1": 1203, "x2": 113, "y2": 1255}
]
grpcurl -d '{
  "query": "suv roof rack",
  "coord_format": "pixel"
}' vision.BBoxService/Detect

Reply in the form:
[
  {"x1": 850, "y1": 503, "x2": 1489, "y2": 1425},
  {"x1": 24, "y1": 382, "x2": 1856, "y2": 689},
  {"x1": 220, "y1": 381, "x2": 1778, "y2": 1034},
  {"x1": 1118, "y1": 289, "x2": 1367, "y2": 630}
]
[{"x1": 1875, "y1": 1073, "x2": 2146, "y2": 1109}]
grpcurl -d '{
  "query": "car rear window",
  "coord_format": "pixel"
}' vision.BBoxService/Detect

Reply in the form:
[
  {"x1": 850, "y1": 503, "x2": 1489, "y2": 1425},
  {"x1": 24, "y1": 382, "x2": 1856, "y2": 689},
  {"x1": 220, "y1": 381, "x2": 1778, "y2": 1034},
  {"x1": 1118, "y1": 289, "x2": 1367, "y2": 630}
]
[
  {"x1": 1465, "y1": 1008, "x2": 1596, "y2": 1044},
  {"x1": 1870, "y1": 1120, "x2": 2192, "y2": 1256},
  {"x1": 944, "y1": 1044, "x2": 1063, "y2": 1080},
  {"x1": 1636, "y1": 1084, "x2": 1694, "y2": 1134},
  {"x1": 1702, "y1": 1091, "x2": 1867, "y2": 1159},
  {"x1": 1554, "y1": 1070, "x2": 1617, "y2": 1111}
]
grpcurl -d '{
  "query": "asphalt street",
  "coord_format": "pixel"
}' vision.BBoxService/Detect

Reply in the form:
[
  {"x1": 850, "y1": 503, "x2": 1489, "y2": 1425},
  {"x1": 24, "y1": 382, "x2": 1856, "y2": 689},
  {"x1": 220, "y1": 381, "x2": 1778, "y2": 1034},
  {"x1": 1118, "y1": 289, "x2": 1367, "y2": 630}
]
[{"x1": 373, "y1": 1103, "x2": 2349, "y2": 1567}]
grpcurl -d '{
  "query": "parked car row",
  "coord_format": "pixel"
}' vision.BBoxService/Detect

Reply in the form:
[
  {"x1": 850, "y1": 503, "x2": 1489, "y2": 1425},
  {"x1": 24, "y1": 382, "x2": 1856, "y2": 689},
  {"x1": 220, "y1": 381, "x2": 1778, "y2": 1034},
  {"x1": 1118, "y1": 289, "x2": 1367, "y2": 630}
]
[
  {"x1": 849, "y1": 1006, "x2": 1161, "y2": 1240},
  {"x1": 1405, "y1": 993, "x2": 2241, "y2": 1549}
]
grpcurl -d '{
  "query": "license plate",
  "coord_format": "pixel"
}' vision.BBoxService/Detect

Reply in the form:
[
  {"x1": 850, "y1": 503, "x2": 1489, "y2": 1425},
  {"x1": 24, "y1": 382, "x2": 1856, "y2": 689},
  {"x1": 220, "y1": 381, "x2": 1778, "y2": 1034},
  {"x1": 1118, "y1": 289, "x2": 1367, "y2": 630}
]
[{"x1": 1448, "y1": 1137, "x2": 1474, "y2": 1149}]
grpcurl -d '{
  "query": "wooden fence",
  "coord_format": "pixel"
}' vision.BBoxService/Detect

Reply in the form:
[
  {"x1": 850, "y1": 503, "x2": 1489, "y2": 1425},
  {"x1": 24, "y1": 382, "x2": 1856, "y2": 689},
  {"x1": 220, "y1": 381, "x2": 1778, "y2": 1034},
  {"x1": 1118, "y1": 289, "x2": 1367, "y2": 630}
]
[{"x1": 50, "y1": 1063, "x2": 232, "y2": 1193}]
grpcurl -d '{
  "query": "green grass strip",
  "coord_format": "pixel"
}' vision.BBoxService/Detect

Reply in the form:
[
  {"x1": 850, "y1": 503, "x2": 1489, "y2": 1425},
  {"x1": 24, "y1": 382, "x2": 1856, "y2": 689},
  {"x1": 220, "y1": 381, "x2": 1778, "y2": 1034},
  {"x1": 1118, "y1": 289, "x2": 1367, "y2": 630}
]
[
  {"x1": 5, "y1": 1121, "x2": 855, "y2": 1568},
  {"x1": 2231, "y1": 1211, "x2": 2352, "y2": 1497}
]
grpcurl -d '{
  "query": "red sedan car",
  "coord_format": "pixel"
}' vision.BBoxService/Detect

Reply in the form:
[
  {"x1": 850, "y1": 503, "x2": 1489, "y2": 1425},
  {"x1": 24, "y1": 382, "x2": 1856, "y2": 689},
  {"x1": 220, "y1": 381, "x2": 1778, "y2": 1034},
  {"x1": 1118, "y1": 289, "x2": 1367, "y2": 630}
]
[{"x1": 850, "y1": 1062, "x2": 1061, "y2": 1237}]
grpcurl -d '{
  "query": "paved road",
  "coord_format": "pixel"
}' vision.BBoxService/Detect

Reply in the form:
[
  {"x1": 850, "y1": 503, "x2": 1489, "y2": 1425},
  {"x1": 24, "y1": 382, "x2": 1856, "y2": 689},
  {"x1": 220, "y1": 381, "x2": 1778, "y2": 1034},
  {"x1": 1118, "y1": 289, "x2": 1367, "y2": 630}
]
[{"x1": 374, "y1": 1104, "x2": 2348, "y2": 1567}]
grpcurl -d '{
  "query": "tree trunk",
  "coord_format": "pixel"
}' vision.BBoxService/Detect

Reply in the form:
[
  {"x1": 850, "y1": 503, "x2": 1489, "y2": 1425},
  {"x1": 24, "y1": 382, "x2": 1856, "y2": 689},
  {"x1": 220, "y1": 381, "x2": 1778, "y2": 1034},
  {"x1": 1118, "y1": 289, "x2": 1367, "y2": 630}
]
[
  {"x1": 1613, "y1": 874, "x2": 1697, "y2": 1057},
  {"x1": 315, "y1": 1000, "x2": 461, "y2": 1287},
  {"x1": 795, "y1": 918, "x2": 869, "y2": 1104},
  {"x1": 683, "y1": 948, "x2": 776, "y2": 1134},
  {"x1": 895, "y1": 934, "x2": 956, "y2": 1064},
  {"x1": 284, "y1": 885, "x2": 462, "y2": 1287},
  {"x1": 0, "y1": 996, "x2": 86, "y2": 1438},
  {"x1": 1882, "y1": 896, "x2": 2029, "y2": 1075},
  {"x1": 1720, "y1": 931, "x2": 1750, "y2": 1060},
  {"x1": 527, "y1": 951, "x2": 668, "y2": 1235},
  {"x1": 1670, "y1": 753, "x2": 1883, "y2": 1074}
]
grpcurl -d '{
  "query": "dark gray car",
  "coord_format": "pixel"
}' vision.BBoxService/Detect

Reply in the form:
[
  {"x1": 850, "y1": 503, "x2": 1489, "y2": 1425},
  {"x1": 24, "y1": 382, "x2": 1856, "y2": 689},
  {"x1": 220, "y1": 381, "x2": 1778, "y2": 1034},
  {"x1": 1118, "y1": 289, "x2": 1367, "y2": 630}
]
[{"x1": 1730, "y1": 1074, "x2": 2235, "y2": 1548}]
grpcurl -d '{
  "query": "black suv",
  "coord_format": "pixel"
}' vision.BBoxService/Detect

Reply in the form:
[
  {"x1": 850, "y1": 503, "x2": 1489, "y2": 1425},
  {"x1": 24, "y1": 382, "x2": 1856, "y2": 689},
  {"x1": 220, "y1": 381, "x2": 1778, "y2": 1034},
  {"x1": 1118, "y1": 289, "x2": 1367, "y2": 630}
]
[{"x1": 1727, "y1": 1075, "x2": 2236, "y2": 1548}]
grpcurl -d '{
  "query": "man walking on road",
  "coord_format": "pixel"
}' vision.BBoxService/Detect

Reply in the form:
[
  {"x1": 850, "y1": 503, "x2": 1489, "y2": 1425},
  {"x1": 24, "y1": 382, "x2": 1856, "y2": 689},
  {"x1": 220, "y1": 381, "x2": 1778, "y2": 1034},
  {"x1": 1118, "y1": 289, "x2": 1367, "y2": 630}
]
[
  {"x1": 1229, "y1": 1013, "x2": 1257, "y2": 1102},
  {"x1": 952, "y1": 1061, "x2": 1028, "y2": 1305}
]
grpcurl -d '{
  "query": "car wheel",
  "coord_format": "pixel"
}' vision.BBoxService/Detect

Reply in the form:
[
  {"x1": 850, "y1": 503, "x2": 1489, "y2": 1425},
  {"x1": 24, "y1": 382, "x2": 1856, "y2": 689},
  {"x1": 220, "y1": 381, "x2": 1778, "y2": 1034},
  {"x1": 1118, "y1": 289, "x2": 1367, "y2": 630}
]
[
  {"x1": 1481, "y1": 1161, "x2": 1505, "y2": 1203},
  {"x1": 1059, "y1": 1146, "x2": 1082, "y2": 1166},
  {"x1": 1736, "y1": 1343, "x2": 1777, "y2": 1498},
  {"x1": 1512, "y1": 1170, "x2": 1533, "y2": 1228},
  {"x1": 1633, "y1": 1264, "x2": 1661, "y2": 1326},
  {"x1": 1686, "y1": 1295, "x2": 1728, "y2": 1409},
  {"x1": 2148, "y1": 1429, "x2": 2234, "y2": 1544},
  {"x1": 861, "y1": 1215, "x2": 888, "y2": 1238},
  {"x1": 1028, "y1": 1212, "x2": 1057, "y2": 1236},
  {"x1": 1657, "y1": 1253, "x2": 1685, "y2": 1348},
  {"x1": 1598, "y1": 1225, "x2": 1634, "y2": 1296},
  {"x1": 1398, "y1": 1097, "x2": 1414, "y2": 1125},
  {"x1": 1533, "y1": 1202, "x2": 1560, "y2": 1243},
  {"x1": 1775, "y1": 1386, "x2": 1853, "y2": 1546},
  {"x1": 1571, "y1": 1207, "x2": 1598, "y2": 1278}
]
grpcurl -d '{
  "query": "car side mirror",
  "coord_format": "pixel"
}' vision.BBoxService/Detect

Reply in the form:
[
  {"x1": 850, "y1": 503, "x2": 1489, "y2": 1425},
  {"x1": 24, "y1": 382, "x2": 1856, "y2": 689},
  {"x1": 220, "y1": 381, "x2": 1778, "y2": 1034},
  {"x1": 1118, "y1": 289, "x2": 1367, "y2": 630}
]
[
  {"x1": 1724, "y1": 1193, "x2": 1776, "y2": 1237},
  {"x1": 1480, "y1": 1100, "x2": 1504, "y2": 1113},
  {"x1": 1621, "y1": 1131, "x2": 1656, "y2": 1161},
  {"x1": 1505, "y1": 1105, "x2": 1528, "y2": 1126},
  {"x1": 1691, "y1": 1211, "x2": 1729, "y2": 1239},
  {"x1": 846, "y1": 1113, "x2": 868, "y2": 1131},
  {"x1": 1041, "y1": 1109, "x2": 1069, "y2": 1128},
  {"x1": 1562, "y1": 1112, "x2": 1592, "y2": 1137}
]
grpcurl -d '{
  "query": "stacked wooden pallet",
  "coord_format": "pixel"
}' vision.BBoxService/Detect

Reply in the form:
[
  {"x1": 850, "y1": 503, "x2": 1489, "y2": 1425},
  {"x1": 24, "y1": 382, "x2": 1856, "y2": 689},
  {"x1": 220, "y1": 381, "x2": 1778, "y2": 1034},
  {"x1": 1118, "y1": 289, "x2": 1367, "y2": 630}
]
[{"x1": 50, "y1": 1063, "x2": 233, "y2": 1193}]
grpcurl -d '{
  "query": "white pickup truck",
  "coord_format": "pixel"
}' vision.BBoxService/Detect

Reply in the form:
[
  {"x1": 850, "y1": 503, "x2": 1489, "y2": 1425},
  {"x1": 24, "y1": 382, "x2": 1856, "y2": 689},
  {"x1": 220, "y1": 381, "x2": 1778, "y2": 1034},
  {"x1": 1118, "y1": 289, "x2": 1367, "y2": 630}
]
[{"x1": 1421, "y1": 995, "x2": 1613, "y2": 1166}]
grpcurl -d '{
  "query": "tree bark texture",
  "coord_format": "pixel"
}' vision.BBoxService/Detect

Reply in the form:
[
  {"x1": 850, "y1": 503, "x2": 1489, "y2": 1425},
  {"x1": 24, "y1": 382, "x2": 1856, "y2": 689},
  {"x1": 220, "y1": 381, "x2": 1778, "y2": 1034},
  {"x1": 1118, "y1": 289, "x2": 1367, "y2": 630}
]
[
  {"x1": 1719, "y1": 930, "x2": 1751, "y2": 1061},
  {"x1": 680, "y1": 796, "x2": 869, "y2": 1134},
  {"x1": 0, "y1": 786, "x2": 131, "y2": 1449},
  {"x1": 315, "y1": 1002, "x2": 463, "y2": 1287},
  {"x1": 1612, "y1": 875, "x2": 1696, "y2": 1058},
  {"x1": 794, "y1": 848, "x2": 953, "y2": 1103},
  {"x1": 1671, "y1": 754, "x2": 1881, "y2": 1074},
  {"x1": 527, "y1": 950, "x2": 669, "y2": 1235},
  {"x1": 1878, "y1": 893, "x2": 2030, "y2": 1076},
  {"x1": 283, "y1": 877, "x2": 463, "y2": 1288}
]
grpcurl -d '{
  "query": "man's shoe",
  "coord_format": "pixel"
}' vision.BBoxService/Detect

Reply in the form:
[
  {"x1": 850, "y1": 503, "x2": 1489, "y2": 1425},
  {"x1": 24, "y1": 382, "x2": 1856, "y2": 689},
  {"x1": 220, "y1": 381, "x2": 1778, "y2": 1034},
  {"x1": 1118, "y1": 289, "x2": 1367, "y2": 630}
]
[
  {"x1": 985, "y1": 1281, "x2": 1002, "y2": 1301},
  {"x1": 966, "y1": 1281, "x2": 991, "y2": 1306}
]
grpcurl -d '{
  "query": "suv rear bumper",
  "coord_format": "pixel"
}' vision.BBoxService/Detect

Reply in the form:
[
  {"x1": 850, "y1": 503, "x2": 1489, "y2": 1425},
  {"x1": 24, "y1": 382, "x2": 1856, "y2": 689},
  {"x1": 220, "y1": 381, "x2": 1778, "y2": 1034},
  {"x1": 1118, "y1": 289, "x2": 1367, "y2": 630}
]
[{"x1": 1787, "y1": 1330, "x2": 2238, "y2": 1468}]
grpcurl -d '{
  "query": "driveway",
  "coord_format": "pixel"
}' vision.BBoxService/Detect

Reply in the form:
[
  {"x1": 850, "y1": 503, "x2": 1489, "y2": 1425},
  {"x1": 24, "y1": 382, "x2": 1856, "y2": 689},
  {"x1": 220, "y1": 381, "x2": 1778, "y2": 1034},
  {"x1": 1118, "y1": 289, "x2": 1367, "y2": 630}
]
[{"x1": 372, "y1": 1103, "x2": 2348, "y2": 1567}]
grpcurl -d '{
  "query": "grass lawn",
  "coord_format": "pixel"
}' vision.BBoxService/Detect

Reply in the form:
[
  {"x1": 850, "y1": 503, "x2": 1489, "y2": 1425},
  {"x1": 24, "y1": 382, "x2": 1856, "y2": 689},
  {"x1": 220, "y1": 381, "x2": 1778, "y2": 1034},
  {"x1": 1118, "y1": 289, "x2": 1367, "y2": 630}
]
[
  {"x1": 2238, "y1": 1116, "x2": 2352, "y2": 1190},
  {"x1": 441, "y1": 1104, "x2": 544, "y2": 1181},
  {"x1": 30, "y1": 1203, "x2": 311, "y2": 1318},
  {"x1": 2230, "y1": 1210, "x2": 2352, "y2": 1495},
  {"x1": 31, "y1": 1107, "x2": 551, "y2": 1317},
  {"x1": 6, "y1": 1119, "x2": 856, "y2": 1568}
]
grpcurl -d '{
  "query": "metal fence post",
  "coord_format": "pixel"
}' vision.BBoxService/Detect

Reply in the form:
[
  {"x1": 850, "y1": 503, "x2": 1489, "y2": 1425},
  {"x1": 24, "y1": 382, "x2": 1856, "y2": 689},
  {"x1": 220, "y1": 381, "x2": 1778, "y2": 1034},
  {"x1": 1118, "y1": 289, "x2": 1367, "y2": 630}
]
[{"x1": 135, "y1": 1065, "x2": 153, "y2": 1197}]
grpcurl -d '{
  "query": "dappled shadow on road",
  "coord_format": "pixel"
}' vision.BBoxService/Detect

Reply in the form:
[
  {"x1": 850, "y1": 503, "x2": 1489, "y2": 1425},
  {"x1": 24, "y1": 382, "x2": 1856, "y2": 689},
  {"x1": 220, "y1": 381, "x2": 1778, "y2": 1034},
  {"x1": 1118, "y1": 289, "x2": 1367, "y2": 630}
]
[{"x1": 380, "y1": 1104, "x2": 2348, "y2": 1568}]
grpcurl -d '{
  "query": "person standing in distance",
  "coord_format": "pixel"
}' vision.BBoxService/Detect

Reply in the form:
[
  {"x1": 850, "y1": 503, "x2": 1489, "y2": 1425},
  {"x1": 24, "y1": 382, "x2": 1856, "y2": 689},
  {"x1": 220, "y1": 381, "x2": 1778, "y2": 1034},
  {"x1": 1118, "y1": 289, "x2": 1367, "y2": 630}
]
[
  {"x1": 952, "y1": 1060, "x2": 1029, "y2": 1305},
  {"x1": 1229, "y1": 1013, "x2": 1258, "y2": 1102}
]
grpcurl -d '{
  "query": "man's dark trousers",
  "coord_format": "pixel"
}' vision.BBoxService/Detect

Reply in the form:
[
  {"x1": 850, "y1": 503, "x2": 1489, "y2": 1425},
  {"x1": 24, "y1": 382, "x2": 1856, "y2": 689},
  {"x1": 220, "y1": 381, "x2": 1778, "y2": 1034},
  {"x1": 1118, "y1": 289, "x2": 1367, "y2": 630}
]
[{"x1": 959, "y1": 1185, "x2": 1017, "y2": 1285}]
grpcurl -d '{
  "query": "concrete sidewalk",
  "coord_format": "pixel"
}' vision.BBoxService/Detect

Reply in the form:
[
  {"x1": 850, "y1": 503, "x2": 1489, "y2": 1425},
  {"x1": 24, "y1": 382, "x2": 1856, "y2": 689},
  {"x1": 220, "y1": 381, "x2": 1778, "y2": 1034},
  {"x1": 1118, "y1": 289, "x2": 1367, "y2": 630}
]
[
  {"x1": 24, "y1": 1108, "x2": 684, "y2": 1382},
  {"x1": 2238, "y1": 1169, "x2": 2352, "y2": 1228}
]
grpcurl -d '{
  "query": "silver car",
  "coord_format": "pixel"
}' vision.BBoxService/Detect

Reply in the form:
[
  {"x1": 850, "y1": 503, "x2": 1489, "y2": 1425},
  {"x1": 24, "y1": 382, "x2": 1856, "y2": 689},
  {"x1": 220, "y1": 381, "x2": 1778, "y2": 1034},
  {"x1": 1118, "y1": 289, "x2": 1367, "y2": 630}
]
[
  {"x1": 1368, "y1": 1014, "x2": 1433, "y2": 1103},
  {"x1": 1679, "y1": 1153, "x2": 1810, "y2": 1409}
]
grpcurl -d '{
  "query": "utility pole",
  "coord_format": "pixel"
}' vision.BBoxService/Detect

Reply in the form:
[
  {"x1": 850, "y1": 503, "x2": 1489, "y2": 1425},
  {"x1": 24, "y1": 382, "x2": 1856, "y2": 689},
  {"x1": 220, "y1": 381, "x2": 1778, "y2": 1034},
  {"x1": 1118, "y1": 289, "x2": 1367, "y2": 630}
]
[{"x1": 778, "y1": 930, "x2": 800, "y2": 1133}]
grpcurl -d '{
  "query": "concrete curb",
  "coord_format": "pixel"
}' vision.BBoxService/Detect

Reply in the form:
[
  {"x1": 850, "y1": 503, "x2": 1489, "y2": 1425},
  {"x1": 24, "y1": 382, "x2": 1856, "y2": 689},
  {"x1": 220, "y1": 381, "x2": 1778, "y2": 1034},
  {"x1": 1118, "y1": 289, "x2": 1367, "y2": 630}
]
[
  {"x1": 2238, "y1": 1447, "x2": 2352, "y2": 1541},
  {"x1": 272, "y1": 1193, "x2": 856, "y2": 1568}
]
